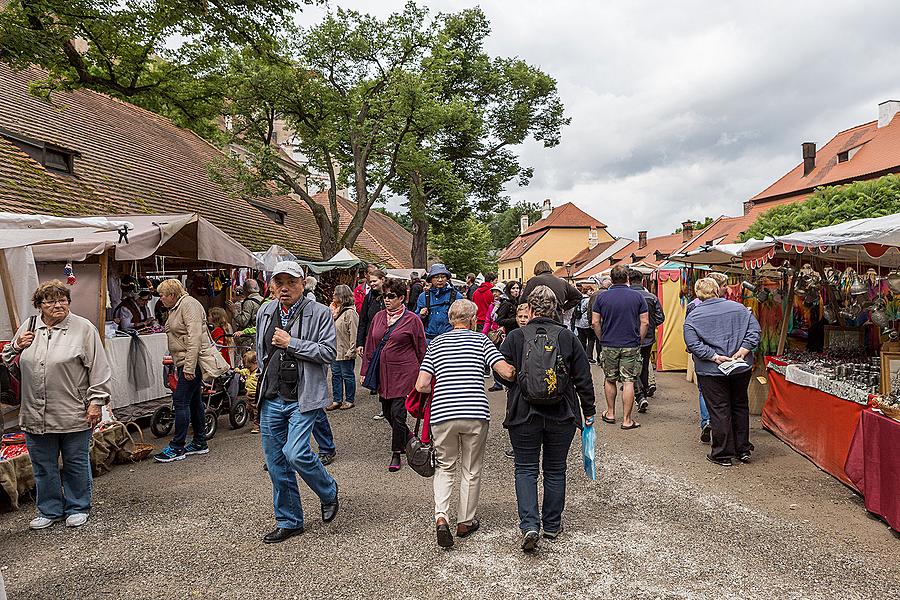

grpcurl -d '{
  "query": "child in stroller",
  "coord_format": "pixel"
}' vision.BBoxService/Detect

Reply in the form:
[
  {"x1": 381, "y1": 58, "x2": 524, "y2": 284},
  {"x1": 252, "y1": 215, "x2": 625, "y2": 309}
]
[{"x1": 236, "y1": 350, "x2": 260, "y2": 433}]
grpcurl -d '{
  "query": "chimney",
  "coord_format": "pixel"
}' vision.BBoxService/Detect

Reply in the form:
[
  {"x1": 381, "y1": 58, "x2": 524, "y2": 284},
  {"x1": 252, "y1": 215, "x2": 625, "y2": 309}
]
[
  {"x1": 681, "y1": 220, "x2": 694, "y2": 242},
  {"x1": 638, "y1": 231, "x2": 648, "y2": 249},
  {"x1": 802, "y1": 142, "x2": 816, "y2": 176},
  {"x1": 520, "y1": 214, "x2": 529, "y2": 234},
  {"x1": 878, "y1": 100, "x2": 900, "y2": 128},
  {"x1": 588, "y1": 226, "x2": 599, "y2": 250},
  {"x1": 541, "y1": 198, "x2": 552, "y2": 219}
]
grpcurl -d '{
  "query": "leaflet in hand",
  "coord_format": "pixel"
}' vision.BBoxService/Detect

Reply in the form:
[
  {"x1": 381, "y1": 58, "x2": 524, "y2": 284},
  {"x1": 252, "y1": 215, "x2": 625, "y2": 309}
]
[{"x1": 718, "y1": 358, "x2": 749, "y2": 375}]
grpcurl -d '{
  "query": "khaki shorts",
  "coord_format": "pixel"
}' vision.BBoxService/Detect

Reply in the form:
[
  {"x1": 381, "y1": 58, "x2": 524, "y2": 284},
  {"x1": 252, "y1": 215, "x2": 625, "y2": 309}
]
[{"x1": 602, "y1": 346, "x2": 642, "y2": 383}]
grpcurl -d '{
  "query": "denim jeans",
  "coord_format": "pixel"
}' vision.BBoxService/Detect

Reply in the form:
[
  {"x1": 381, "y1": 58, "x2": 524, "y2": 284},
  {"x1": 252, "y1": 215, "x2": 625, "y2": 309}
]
[
  {"x1": 331, "y1": 359, "x2": 356, "y2": 404},
  {"x1": 25, "y1": 429, "x2": 93, "y2": 519},
  {"x1": 171, "y1": 366, "x2": 205, "y2": 449},
  {"x1": 260, "y1": 398, "x2": 337, "y2": 529},
  {"x1": 699, "y1": 391, "x2": 710, "y2": 429},
  {"x1": 313, "y1": 410, "x2": 336, "y2": 456},
  {"x1": 508, "y1": 416, "x2": 576, "y2": 534}
]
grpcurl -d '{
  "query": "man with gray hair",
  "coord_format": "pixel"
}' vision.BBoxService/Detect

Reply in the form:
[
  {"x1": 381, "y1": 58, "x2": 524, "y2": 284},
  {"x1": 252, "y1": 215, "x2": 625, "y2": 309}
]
[{"x1": 232, "y1": 278, "x2": 264, "y2": 332}]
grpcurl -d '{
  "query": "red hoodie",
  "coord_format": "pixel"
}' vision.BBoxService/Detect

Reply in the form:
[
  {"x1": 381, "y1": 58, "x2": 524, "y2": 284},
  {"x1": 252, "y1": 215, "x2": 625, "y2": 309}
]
[{"x1": 472, "y1": 281, "x2": 495, "y2": 324}]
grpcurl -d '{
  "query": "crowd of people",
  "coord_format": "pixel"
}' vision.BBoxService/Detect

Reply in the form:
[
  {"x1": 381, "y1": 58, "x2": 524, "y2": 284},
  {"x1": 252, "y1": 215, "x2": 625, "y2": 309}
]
[{"x1": 1, "y1": 256, "x2": 760, "y2": 553}]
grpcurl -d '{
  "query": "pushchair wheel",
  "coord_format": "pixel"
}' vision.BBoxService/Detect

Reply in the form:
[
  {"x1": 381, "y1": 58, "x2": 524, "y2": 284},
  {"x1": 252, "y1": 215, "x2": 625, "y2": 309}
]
[
  {"x1": 229, "y1": 400, "x2": 249, "y2": 429},
  {"x1": 204, "y1": 408, "x2": 218, "y2": 440},
  {"x1": 150, "y1": 406, "x2": 174, "y2": 438}
]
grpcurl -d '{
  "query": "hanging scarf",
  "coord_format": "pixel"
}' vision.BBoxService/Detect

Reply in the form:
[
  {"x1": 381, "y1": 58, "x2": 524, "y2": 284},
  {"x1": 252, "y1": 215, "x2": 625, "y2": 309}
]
[{"x1": 386, "y1": 304, "x2": 405, "y2": 326}]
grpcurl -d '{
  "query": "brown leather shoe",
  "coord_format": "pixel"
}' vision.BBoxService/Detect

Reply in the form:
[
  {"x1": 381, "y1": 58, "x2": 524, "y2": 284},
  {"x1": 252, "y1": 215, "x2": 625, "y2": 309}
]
[
  {"x1": 436, "y1": 517, "x2": 453, "y2": 548},
  {"x1": 456, "y1": 519, "x2": 480, "y2": 538}
]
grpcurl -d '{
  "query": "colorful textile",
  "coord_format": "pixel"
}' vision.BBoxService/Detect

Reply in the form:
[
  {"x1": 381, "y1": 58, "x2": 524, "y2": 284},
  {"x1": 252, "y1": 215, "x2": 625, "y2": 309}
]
[{"x1": 845, "y1": 409, "x2": 900, "y2": 531}]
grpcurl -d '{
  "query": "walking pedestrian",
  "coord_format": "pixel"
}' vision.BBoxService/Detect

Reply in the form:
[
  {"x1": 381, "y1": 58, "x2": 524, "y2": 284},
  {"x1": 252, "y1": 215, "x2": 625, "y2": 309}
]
[
  {"x1": 357, "y1": 268, "x2": 387, "y2": 416},
  {"x1": 686, "y1": 271, "x2": 727, "y2": 443},
  {"x1": 255, "y1": 261, "x2": 339, "y2": 543},
  {"x1": 521, "y1": 261, "x2": 582, "y2": 322},
  {"x1": 155, "y1": 278, "x2": 211, "y2": 462},
  {"x1": 472, "y1": 273, "x2": 497, "y2": 332},
  {"x1": 628, "y1": 269, "x2": 665, "y2": 411},
  {"x1": 500, "y1": 286, "x2": 596, "y2": 552},
  {"x1": 465, "y1": 273, "x2": 478, "y2": 300},
  {"x1": 482, "y1": 284, "x2": 506, "y2": 392},
  {"x1": 495, "y1": 281, "x2": 522, "y2": 334},
  {"x1": 415, "y1": 264, "x2": 463, "y2": 343},
  {"x1": 327, "y1": 285, "x2": 358, "y2": 412},
  {"x1": 416, "y1": 299, "x2": 515, "y2": 548},
  {"x1": 591, "y1": 265, "x2": 648, "y2": 430},
  {"x1": 407, "y1": 271, "x2": 424, "y2": 312},
  {"x1": 1, "y1": 281, "x2": 111, "y2": 529},
  {"x1": 684, "y1": 277, "x2": 760, "y2": 467},
  {"x1": 361, "y1": 278, "x2": 427, "y2": 472},
  {"x1": 573, "y1": 283, "x2": 596, "y2": 359},
  {"x1": 230, "y1": 279, "x2": 264, "y2": 336}
]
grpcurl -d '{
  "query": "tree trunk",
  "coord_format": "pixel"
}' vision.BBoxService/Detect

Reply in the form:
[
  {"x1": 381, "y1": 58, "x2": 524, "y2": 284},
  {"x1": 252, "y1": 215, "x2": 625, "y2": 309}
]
[{"x1": 408, "y1": 172, "x2": 428, "y2": 267}]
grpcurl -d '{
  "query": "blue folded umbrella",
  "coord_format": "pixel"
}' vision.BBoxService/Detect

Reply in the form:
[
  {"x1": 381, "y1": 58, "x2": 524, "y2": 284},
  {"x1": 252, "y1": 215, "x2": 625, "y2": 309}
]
[{"x1": 582, "y1": 425, "x2": 596, "y2": 481}]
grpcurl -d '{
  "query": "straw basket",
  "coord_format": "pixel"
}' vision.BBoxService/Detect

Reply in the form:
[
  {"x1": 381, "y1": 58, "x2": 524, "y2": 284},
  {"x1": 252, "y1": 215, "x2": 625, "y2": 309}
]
[
  {"x1": 123, "y1": 422, "x2": 154, "y2": 462},
  {"x1": 878, "y1": 402, "x2": 900, "y2": 422}
]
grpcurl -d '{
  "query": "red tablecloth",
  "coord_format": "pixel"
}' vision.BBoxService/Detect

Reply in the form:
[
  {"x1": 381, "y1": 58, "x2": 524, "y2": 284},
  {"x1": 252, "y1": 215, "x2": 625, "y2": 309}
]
[
  {"x1": 845, "y1": 409, "x2": 900, "y2": 531},
  {"x1": 761, "y1": 368, "x2": 865, "y2": 488}
]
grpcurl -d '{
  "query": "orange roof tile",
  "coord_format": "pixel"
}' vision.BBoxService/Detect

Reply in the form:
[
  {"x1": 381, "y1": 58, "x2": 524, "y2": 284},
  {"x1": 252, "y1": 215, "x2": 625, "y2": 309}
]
[
  {"x1": 521, "y1": 202, "x2": 605, "y2": 235},
  {"x1": 498, "y1": 230, "x2": 549, "y2": 262},
  {"x1": 552, "y1": 240, "x2": 615, "y2": 276},
  {"x1": 578, "y1": 232, "x2": 684, "y2": 277},
  {"x1": 672, "y1": 214, "x2": 758, "y2": 255}
]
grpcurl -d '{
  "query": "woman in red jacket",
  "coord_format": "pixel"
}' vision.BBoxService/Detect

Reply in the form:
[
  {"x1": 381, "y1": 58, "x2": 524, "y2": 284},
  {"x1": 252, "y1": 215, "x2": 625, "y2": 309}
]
[
  {"x1": 472, "y1": 273, "x2": 498, "y2": 331},
  {"x1": 361, "y1": 277, "x2": 427, "y2": 471}
]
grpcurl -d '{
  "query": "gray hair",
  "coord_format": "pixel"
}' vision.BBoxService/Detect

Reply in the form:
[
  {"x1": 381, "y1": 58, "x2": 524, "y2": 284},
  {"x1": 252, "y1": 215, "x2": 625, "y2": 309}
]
[
  {"x1": 305, "y1": 276, "x2": 318, "y2": 291},
  {"x1": 448, "y1": 299, "x2": 477, "y2": 326},
  {"x1": 333, "y1": 284, "x2": 354, "y2": 307},
  {"x1": 695, "y1": 277, "x2": 719, "y2": 301},
  {"x1": 527, "y1": 285, "x2": 558, "y2": 318},
  {"x1": 243, "y1": 278, "x2": 260, "y2": 294},
  {"x1": 599, "y1": 276, "x2": 612, "y2": 289}
]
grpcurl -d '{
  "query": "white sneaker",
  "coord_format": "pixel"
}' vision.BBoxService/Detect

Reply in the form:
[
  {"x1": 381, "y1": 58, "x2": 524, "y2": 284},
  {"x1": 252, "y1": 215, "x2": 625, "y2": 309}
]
[
  {"x1": 65, "y1": 513, "x2": 89, "y2": 528},
  {"x1": 29, "y1": 516, "x2": 59, "y2": 530}
]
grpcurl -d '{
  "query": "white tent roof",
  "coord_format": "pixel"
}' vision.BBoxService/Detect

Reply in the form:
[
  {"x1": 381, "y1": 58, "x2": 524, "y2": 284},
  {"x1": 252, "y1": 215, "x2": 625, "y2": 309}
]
[
  {"x1": 776, "y1": 213, "x2": 900, "y2": 248},
  {"x1": 329, "y1": 248, "x2": 361, "y2": 262},
  {"x1": 0, "y1": 212, "x2": 133, "y2": 251}
]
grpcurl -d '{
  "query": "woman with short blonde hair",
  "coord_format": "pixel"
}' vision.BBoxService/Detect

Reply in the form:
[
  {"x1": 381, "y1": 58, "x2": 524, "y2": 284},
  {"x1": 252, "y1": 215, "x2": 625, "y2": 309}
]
[{"x1": 694, "y1": 277, "x2": 720, "y2": 301}]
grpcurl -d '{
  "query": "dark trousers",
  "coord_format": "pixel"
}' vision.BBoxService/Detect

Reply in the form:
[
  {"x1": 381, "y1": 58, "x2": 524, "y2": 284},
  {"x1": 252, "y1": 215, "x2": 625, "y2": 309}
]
[
  {"x1": 508, "y1": 416, "x2": 576, "y2": 534},
  {"x1": 636, "y1": 345, "x2": 653, "y2": 398},
  {"x1": 380, "y1": 397, "x2": 410, "y2": 453},
  {"x1": 697, "y1": 371, "x2": 753, "y2": 460},
  {"x1": 172, "y1": 366, "x2": 205, "y2": 449},
  {"x1": 576, "y1": 327, "x2": 599, "y2": 361}
]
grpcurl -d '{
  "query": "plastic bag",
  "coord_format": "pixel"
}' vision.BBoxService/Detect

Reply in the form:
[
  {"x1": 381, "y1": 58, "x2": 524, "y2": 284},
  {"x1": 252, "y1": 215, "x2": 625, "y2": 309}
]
[{"x1": 582, "y1": 425, "x2": 596, "y2": 480}]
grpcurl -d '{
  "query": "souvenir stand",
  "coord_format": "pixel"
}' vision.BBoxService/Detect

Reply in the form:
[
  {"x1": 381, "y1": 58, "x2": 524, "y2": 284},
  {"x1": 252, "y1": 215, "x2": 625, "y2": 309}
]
[
  {"x1": 678, "y1": 214, "x2": 900, "y2": 531},
  {"x1": 655, "y1": 262, "x2": 689, "y2": 372}
]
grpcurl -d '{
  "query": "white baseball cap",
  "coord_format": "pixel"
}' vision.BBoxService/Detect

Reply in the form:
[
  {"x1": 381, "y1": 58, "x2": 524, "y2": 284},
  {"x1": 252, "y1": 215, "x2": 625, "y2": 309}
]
[{"x1": 271, "y1": 261, "x2": 305, "y2": 279}]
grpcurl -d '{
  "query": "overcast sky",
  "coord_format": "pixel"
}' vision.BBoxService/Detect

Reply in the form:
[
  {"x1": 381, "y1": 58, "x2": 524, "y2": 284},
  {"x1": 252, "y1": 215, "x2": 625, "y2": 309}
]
[{"x1": 298, "y1": 1, "x2": 900, "y2": 238}]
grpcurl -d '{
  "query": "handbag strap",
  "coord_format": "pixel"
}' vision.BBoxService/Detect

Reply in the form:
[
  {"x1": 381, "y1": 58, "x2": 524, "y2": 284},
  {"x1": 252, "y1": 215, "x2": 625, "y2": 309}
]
[{"x1": 375, "y1": 310, "x2": 405, "y2": 352}]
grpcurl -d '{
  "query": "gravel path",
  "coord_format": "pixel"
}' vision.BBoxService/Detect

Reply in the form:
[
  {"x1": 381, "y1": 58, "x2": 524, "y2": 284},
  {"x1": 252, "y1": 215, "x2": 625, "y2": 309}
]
[{"x1": 1, "y1": 370, "x2": 897, "y2": 599}]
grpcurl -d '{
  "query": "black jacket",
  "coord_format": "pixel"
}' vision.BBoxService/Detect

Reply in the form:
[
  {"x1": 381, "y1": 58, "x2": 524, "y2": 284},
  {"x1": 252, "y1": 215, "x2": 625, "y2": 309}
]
[
  {"x1": 496, "y1": 297, "x2": 519, "y2": 332},
  {"x1": 356, "y1": 290, "x2": 385, "y2": 348},
  {"x1": 407, "y1": 281, "x2": 424, "y2": 311},
  {"x1": 630, "y1": 284, "x2": 665, "y2": 346},
  {"x1": 521, "y1": 272, "x2": 583, "y2": 320},
  {"x1": 499, "y1": 317, "x2": 596, "y2": 429}
]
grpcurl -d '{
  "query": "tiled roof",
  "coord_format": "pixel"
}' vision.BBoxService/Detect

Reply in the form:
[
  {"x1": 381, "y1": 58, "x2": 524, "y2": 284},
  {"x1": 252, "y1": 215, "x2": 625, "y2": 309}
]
[
  {"x1": 672, "y1": 214, "x2": 757, "y2": 256},
  {"x1": 578, "y1": 232, "x2": 684, "y2": 277},
  {"x1": 521, "y1": 202, "x2": 605, "y2": 235},
  {"x1": 750, "y1": 112, "x2": 900, "y2": 205},
  {"x1": 0, "y1": 64, "x2": 412, "y2": 266},
  {"x1": 552, "y1": 240, "x2": 615, "y2": 276},
  {"x1": 498, "y1": 229, "x2": 549, "y2": 262}
]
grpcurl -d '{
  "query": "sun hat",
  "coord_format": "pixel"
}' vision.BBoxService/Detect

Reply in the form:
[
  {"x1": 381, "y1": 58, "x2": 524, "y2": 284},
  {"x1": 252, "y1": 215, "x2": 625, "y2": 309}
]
[{"x1": 426, "y1": 263, "x2": 452, "y2": 281}]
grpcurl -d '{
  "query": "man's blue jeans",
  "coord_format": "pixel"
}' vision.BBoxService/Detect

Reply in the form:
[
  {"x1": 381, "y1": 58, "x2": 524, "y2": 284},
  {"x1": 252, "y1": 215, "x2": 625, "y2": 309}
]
[
  {"x1": 172, "y1": 366, "x2": 205, "y2": 449},
  {"x1": 313, "y1": 410, "x2": 336, "y2": 456},
  {"x1": 260, "y1": 397, "x2": 337, "y2": 529},
  {"x1": 699, "y1": 391, "x2": 710, "y2": 429},
  {"x1": 331, "y1": 359, "x2": 356, "y2": 404},
  {"x1": 508, "y1": 415, "x2": 576, "y2": 534},
  {"x1": 25, "y1": 429, "x2": 93, "y2": 519}
]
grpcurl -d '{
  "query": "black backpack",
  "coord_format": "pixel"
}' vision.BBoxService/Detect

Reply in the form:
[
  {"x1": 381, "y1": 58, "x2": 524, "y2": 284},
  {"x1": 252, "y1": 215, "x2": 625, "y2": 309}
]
[{"x1": 518, "y1": 322, "x2": 571, "y2": 405}]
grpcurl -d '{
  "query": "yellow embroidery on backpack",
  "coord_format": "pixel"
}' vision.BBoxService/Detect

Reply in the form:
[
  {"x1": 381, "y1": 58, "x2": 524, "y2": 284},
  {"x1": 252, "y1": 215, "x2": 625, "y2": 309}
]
[{"x1": 544, "y1": 368, "x2": 557, "y2": 393}]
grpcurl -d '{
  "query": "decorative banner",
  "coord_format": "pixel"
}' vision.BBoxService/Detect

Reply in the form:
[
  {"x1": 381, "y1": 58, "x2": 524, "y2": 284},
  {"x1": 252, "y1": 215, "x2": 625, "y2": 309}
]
[{"x1": 743, "y1": 246, "x2": 776, "y2": 270}]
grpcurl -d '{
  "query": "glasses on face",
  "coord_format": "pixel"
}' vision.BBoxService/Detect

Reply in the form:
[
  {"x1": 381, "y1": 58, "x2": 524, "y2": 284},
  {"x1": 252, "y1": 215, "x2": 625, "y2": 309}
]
[
  {"x1": 41, "y1": 299, "x2": 69, "y2": 307},
  {"x1": 432, "y1": 274, "x2": 448, "y2": 280},
  {"x1": 383, "y1": 293, "x2": 400, "y2": 300}
]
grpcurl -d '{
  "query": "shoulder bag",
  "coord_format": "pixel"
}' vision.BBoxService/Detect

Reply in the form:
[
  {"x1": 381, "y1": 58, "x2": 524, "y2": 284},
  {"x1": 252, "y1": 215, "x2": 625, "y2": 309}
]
[
  {"x1": 406, "y1": 397, "x2": 435, "y2": 477},
  {"x1": 362, "y1": 311, "x2": 405, "y2": 392},
  {"x1": 198, "y1": 325, "x2": 230, "y2": 382}
]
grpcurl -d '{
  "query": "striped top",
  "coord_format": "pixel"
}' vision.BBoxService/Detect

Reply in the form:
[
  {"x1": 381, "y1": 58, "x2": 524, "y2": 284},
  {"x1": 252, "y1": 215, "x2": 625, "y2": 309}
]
[{"x1": 420, "y1": 328, "x2": 505, "y2": 424}]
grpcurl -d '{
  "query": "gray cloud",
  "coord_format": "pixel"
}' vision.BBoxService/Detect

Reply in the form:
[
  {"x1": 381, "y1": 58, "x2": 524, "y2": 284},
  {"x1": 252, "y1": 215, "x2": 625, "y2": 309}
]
[{"x1": 303, "y1": 1, "x2": 900, "y2": 237}]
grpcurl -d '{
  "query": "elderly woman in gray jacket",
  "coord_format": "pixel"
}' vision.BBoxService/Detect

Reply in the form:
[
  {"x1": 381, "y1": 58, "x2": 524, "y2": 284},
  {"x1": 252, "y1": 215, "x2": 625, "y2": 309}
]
[
  {"x1": 2, "y1": 280, "x2": 111, "y2": 530},
  {"x1": 683, "y1": 277, "x2": 761, "y2": 467}
]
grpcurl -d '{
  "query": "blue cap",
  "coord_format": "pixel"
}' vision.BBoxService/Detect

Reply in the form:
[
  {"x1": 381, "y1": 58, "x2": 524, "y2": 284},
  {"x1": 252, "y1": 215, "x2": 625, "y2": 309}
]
[{"x1": 426, "y1": 263, "x2": 452, "y2": 281}]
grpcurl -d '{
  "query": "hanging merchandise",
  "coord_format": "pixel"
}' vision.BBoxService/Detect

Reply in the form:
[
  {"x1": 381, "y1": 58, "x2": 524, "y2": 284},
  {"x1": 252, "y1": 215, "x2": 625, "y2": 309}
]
[{"x1": 64, "y1": 261, "x2": 76, "y2": 285}]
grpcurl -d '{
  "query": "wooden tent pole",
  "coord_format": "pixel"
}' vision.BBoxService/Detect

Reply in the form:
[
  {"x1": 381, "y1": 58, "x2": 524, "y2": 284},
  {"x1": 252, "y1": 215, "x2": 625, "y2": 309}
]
[
  {"x1": 776, "y1": 263, "x2": 795, "y2": 356},
  {"x1": 0, "y1": 251, "x2": 20, "y2": 333},
  {"x1": 97, "y1": 250, "x2": 109, "y2": 347}
]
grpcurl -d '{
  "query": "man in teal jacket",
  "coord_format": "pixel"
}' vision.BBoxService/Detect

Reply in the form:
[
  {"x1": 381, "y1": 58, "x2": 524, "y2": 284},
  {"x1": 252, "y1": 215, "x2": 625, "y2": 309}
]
[{"x1": 415, "y1": 263, "x2": 463, "y2": 343}]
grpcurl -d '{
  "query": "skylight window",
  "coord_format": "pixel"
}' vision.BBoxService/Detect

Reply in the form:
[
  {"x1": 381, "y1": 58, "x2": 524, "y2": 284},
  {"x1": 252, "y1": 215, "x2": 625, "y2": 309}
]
[
  {"x1": 0, "y1": 127, "x2": 77, "y2": 174},
  {"x1": 247, "y1": 200, "x2": 285, "y2": 225}
]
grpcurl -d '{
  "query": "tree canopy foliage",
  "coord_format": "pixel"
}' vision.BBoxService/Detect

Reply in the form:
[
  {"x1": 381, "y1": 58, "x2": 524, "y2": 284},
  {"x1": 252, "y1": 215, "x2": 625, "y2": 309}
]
[
  {"x1": 430, "y1": 217, "x2": 494, "y2": 277},
  {"x1": 488, "y1": 201, "x2": 543, "y2": 250},
  {"x1": 740, "y1": 174, "x2": 900, "y2": 241}
]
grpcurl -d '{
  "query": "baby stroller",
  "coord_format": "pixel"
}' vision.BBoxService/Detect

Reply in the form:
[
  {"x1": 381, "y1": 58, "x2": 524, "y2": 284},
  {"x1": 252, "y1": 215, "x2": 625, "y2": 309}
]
[{"x1": 152, "y1": 355, "x2": 248, "y2": 440}]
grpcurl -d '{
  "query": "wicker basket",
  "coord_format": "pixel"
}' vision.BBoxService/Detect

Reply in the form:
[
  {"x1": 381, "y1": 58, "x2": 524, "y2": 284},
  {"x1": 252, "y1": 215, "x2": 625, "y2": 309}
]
[
  {"x1": 123, "y1": 422, "x2": 154, "y2": 462},
  {"x1": 879, "y1": 402, "x2": 900, "y2": 422}
]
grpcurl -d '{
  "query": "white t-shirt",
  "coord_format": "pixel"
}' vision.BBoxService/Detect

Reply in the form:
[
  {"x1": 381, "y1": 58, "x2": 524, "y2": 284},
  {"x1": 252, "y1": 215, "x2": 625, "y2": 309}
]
[{"x1": 419, "y1": 328, "x2": 504, "y2": 424}]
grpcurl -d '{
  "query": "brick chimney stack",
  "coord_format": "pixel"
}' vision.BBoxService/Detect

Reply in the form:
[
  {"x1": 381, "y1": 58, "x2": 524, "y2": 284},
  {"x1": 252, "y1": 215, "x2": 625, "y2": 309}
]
[
  {"x1": 541, "y1": 198, "x2": 552, "y2": 219},
  {"x1": 681, "y1": 220, "x2": 694, "y2": 242},
  {"x1": 802, "y1": 142, "x2": 816, "y2": 176},
  {"x1": 520, "y1": 214, "x2": 529, "y2": 234},
  {"x1": 638, "y1": 231, "x2": 648, "y2": 249}
]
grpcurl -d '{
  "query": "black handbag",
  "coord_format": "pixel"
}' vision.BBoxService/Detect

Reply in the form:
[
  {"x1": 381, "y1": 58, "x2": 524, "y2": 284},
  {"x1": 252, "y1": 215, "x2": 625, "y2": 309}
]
[{"x1": 406, "y1": 414, "x2": 435, "y2": 478}]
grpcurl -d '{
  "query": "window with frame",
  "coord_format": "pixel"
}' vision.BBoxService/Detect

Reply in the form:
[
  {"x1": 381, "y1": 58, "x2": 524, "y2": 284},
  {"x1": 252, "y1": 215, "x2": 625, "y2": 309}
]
[{"x1": 247, "y1": 200, "x2": 286, "y2": 225}]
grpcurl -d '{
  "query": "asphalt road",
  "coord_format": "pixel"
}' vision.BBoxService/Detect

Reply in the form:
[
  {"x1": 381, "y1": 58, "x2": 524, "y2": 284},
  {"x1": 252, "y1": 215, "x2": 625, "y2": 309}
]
[{"x1": 1, "y1": 368, "x2": 897, "y2": 599}]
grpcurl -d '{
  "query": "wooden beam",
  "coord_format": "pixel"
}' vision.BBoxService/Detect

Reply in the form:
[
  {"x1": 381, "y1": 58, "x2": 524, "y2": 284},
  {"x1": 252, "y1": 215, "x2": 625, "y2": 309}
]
[
  {"x1": 97, "y1": 250, "x2": 109, "y2": 347},
  {"x1": 776, "y1": 265, "x2": 795, "y2": 356},
  {"x1": 0, "y1": 251, "x2": 20, "y2": 333}
]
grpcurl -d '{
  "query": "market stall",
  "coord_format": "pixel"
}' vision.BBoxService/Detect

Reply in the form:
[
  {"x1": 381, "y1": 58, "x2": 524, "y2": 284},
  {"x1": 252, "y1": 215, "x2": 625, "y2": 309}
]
[{"x1": 655, "y1": 263, "x2": 688, "y2": 371}]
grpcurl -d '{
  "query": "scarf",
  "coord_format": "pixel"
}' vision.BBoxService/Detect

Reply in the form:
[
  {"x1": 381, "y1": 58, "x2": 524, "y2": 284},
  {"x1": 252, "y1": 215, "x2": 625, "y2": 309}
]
[
  {"x1": 386, "y1": 305, "x2": 405, "y2": 326},
  {"x1": 280, "y1": 298, "x2": 304, "y2": 328}
]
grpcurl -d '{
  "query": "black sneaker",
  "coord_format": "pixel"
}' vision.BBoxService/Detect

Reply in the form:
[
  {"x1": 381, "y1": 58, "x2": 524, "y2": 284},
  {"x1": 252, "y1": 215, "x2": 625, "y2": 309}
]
[
  {"x1": 543, "y1": 525, "x2": 563, "y2": 541},
  {"x1": 521, "y1": 530, "x2": 540, "y2": 553},
  {"x1": 737, "y1": 452, "x2": 751, "y2": 463},
  {"x1": 372, "y1": 411, "x2": 384, "y2": 420},
  {"x1": 700, "y1": 425, "x2": 712, "y2": 444},
  {"x1": 647, "y1": 385, "x2": 656, "y2": 397},
  {"x1": 637, "y1": 398, "x2": 649, "y2": 413},
  {"x1": 153, "y1": 445, "x2": 186, "y2": 463},
  {"x1": 320, "y1": 453, "x2": 336, "y2": 466},
  {"x1": 184, "y1": 441, "x2": 209, "y2": 456},
  {"x1": 706, "y1": 454, "x2": 732, "y2": 467}
]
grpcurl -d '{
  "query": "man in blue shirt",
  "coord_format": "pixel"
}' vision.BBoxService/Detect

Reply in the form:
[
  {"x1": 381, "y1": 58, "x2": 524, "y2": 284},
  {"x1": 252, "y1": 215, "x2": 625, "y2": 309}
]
[
  {"x1": 592, "y1": 265, "x2": 648, "y2": 430},
  {"x1": 416, "y1": 263, "x2": 463, "y2": 343}
]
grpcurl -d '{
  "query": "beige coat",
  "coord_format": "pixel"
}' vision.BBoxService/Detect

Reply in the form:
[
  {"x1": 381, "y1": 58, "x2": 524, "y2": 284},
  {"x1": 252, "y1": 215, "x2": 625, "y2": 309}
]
[
  {"x1": 2, "y1": 313, "x2": 111, "y2": 434},
  {"x1": 333, "y1": 307, "x2": 359, "y2": 361},
  {"x1": 164, "y1": 293, "x2": 209, "y2": 376}
]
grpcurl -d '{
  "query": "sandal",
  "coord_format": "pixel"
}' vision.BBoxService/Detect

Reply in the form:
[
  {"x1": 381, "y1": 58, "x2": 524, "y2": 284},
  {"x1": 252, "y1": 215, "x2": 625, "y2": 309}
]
[
  {"x1": 621, "y1": 422, "x2": 641, "y2": 430},
  {"x1": 601, "y1": 413, "x2": 616, "y2": 424}
]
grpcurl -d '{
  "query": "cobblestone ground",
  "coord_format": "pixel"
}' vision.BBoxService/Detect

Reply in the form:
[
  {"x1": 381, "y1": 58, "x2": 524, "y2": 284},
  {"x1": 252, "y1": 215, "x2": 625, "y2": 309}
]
[{"x1": 1, "y1": 369, "x2": 897, "y2": 599}]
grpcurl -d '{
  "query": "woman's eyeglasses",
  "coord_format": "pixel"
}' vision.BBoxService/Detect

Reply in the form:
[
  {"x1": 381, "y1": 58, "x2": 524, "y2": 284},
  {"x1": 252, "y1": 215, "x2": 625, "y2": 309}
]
[
  {"x1": 41, "y1": 299, "x2": 69, "y2": 307},
  {"x1": 383, "y1": 293, "x2": 400, "y2": 300}
]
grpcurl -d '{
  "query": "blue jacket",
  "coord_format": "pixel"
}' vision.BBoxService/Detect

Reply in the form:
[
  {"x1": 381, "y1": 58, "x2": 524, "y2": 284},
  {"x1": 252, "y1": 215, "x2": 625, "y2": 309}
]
[
  {"x1": 416, "y1": 285, "x2": 463, "y2": 339},
  {"x1": 683, "y1": 298, "x2": 760, "y2": 377}
]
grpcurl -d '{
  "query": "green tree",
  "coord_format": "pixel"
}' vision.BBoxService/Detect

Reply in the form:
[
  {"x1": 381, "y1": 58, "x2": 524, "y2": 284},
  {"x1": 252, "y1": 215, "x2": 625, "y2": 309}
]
[
  {"x1": 488, "y1": 201, "x2": 543, "y2": 250},
  {"x1": 0, "y1": 0, "x2": 307, "y2": 136},
  {"x1": 374, "y1": 207, "x2": 412, "y2": 233},
  {"x1": 674, "y1": 216, "x2": 714, "y2": 234},
  {"x1": 431, "y1": 217, "x2": 494, "y2": 276},
  {"x1": 740, "y1": 175, "x2": 900, "y2": 241}
]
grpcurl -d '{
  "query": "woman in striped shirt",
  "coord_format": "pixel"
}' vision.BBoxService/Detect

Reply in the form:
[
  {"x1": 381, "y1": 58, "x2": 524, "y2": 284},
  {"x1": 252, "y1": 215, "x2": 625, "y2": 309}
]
[{"x1": 416, "y1": 299, "x2": 515, "y2": 548}]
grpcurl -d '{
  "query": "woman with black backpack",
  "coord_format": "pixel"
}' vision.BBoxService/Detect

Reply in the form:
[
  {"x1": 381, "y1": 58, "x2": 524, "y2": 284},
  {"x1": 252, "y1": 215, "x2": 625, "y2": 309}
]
[{"x1": 499, "y1": 285, "x2": 596, "y2": 553}]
